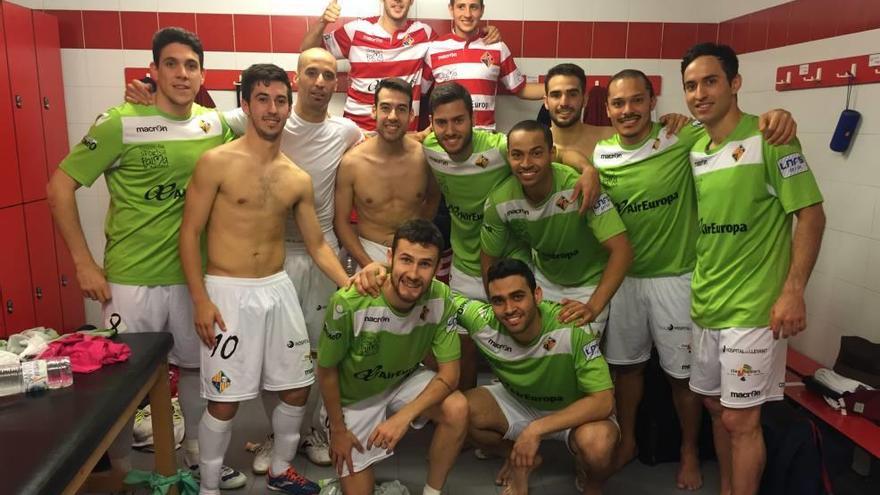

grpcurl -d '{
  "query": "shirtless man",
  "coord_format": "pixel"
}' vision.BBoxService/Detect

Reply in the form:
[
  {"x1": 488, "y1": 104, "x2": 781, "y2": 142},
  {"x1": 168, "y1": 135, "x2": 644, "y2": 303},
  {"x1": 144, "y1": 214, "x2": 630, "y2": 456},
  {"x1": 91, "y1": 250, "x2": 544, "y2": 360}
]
[
  {"x1": 334, "y1": 77, "x2": 440, "y2": 268},
  {"x1": 179, "y1": 64, "x2": 349, "y2": 495}
]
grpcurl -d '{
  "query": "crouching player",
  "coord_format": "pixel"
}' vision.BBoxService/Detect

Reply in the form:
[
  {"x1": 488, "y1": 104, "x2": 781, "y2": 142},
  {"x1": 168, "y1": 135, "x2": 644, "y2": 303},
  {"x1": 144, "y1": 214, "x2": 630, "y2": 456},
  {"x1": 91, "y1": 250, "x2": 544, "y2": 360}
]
[
  {"x1": 458, "y1": 259, "x2": 617, "y2": 495},
  {"x1": 317, "y1": 219, "x2": 468, "y2": 495}
]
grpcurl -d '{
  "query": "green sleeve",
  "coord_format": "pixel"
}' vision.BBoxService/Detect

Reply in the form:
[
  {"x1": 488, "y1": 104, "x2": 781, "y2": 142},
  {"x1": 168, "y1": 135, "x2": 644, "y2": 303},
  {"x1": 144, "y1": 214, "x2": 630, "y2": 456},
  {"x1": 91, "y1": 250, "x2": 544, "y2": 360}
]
[
  {"x1": 763, "y1": 139, "x2": 824, "y2": 214},
  {"x1": 451, "y1": 293, "x2": 491, "y2": 337},
  {"x1": 431, "y1": 292, "x2": 462, "y2": 363},
  {"x1": 573, "y1": 329, "x2": 613, "y2": 394},
  {"x1": 59, "y1": 109, "x2": 124, "y2": 187},
  {"x1": 586, "y1": 192, "x2": 627, "y2": 243},
  {"x1": 480, "y1": 194, "x2": 510, "y2": 257},
  {"x1": 217, "y1": 110, "x2": 237, "y2": 143},
  {"x1": 317, "y1": 292, "x2": 352, "y2": 368},
  {"x1": 676, "y1": 121, "x2": 705, "y2": 147}
]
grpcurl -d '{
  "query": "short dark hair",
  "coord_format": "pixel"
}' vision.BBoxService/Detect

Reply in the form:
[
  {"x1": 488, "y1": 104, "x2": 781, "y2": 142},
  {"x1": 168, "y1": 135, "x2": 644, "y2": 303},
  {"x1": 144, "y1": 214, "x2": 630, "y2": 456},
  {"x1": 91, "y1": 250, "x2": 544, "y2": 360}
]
[
  {"x1": 375, "y1": 78, "x2": 413, "y2": 109},
  {"x1": 448, "y1": 0, "x2": 484, "y2": 6},
  {"x1": 545, "y1": 63, "x2": 586, "y2": 93},
  {"x1": 487, "y1": 259, "x2": 536, "y2": 293},
  {"x1": 508, "y1": 120, "x2": 553, "y2": 150},
  {"x1": 392, "y1": 219, "x2": 445, "y2": 254},
  {"x1": 240, "y1": 64, "x2": 292, "y2": 103},
  {"x1": 152, "y1": 27, "x2": 204, "y2": 67},
  {"x1": 681, "y1": 42, "x2": 739, "y2": 83},
  {"x1": 429, "y1": 82, "x2": 474, "y2": 116},
  {"x1": 608, "y1": 69, "x2": 655, "y2": 98}
]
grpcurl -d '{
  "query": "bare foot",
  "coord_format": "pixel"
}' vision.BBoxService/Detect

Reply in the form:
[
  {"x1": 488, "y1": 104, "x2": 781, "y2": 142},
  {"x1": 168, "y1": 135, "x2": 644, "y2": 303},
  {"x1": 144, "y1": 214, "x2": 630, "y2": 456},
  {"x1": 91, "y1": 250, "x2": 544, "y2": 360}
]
[
  {"x1": 612, "y1": 440, "x2": 638, "y2": 471},
  {"x1": 495, "y1": 458, "x2": 512, "y2": 486},
  {"x1": 676, "y1": 448, "x2": 703, "y2": 491},
  {"x1": 501, "y1": 456, "x2": 542, "y2": 495}
]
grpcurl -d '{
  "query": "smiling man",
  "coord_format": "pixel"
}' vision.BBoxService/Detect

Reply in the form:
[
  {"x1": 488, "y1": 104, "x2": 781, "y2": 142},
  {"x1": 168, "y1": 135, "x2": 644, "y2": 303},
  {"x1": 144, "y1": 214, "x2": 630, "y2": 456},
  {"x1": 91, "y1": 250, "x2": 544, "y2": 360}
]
[
  {"x1": 46, "y1": 27, "x2": 247, "y2": 488},
  {"x1": 334, "y1": 78, "x2": 440, "y2": 269},
  {"x1": 317, "y1": 219, "x2": 467, "y2": 495},
  {"x1": 178, "y1": 64, "x2": 350, "y2": 495},
  {"x1": 422, "y1": 0, "x2": 544, "y2": 130}
]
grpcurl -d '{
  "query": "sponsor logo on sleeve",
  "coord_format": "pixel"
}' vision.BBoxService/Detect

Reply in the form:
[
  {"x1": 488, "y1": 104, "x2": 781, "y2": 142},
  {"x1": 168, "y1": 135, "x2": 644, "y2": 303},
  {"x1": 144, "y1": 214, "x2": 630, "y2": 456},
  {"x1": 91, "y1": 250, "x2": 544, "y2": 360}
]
[
  {"x1": 777, "y1": 152, "x2": 809, "y2": 178},
  {"x1": 582, "y1": 340, "x2": 602, "y2": 361},
  {"x1": 323, "y1": 323, "x2": 343, "y2": 341},
  {"x1": 333, "y1": 304, "x2": 345, "y2": 320},
  {"x1": 81, "y1": 135, "x2": 98, "y2": 150},
  {"x1": 592, "y1": 193, "x2": 613, "y2": 216}
]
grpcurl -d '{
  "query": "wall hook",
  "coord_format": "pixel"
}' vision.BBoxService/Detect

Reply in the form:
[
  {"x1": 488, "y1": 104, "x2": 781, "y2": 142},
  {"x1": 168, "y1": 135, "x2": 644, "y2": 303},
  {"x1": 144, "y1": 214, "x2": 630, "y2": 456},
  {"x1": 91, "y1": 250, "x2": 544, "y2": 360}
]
[
  {"x1": 776, "y1": 71, "x2": 792, "y2": 85},
  {"x1": 803, "y1": 67, "x2": 822, "y2": 82},
  {"x1": 836, "y1": 63, "x2": 857, "y2": 79}
]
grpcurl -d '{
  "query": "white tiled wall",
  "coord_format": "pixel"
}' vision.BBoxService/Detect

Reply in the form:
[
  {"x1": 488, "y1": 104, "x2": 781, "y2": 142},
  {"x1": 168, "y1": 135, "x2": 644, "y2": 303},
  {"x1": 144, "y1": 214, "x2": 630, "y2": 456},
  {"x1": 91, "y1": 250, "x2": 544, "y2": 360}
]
[{"x1": 737, "y1": 28, "x2": 880, "y2": 366}]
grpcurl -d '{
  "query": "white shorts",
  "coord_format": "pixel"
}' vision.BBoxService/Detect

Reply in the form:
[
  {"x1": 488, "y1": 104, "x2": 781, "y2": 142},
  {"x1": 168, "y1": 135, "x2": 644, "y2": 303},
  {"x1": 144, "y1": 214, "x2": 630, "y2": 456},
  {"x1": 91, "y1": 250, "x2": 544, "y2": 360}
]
[
  {"x1": 201, "y1": 272, "x2": 315, "y2": 402},
  {"x1": 534, "y1": 269, "x2": 609, "y2": 338},
  {"x1": 449, "y1": 264, "x2": 486, "y2": 301},
  {"x1": 689, "y1": 326, "x2": 786, "y2": 409},
  {"x1": 103, "y1": 283, "x2": 201, "y2": 368},
  {"x1": 604, "y1": 273, "x2": 693, "y2": 378},
  {"x1": 358, "y1": 236, "x2": 390, "y2": 266},
  {"x1": 484, "y1": 382, "x2": 620, "y2": 453},
  {"x1": 320, "y1": 368, "x2": 435, "y2": 476},
  {"x1": 284, "y1": 242, "x2": 339, "y2": 350}
]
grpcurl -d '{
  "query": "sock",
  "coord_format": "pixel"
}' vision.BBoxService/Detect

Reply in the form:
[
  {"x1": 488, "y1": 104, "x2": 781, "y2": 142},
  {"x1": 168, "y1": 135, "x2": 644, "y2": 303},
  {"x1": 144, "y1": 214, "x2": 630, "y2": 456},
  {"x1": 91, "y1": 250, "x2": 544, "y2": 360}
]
[
  {"x1": 261, "y1": 390, "x2": 280, "y2": 427},
  {"x1": 423, "y1": 485, "x2": 442, "y2": 495},
  {"x1": 271, "y1": 401, "x2": 306, "y2": 475},
  {"x1": 177, "y1": 367, "x2": 206, "y2": 458},
  {"x1": 198, "y1": 411, "x2": 233, "y2": 493},
  {"x1": 302, "y1": 384, "x2": 321, "y2": 438}
]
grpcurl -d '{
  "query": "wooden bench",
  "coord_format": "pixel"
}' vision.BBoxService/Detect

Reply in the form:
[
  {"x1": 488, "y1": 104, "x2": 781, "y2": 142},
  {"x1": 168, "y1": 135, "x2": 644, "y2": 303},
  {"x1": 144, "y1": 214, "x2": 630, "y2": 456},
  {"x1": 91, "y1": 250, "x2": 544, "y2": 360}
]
[{"x1": 785, "y1": 348, "x2": 880, "y2": 474}]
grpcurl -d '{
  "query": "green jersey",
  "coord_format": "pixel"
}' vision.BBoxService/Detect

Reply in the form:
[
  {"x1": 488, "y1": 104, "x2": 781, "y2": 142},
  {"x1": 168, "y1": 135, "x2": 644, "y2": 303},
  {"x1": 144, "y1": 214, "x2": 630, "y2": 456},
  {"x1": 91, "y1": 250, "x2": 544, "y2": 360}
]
[
  {"x1": 481, "y1": 164, "x2": 626, "y2": 287},
  {"x1": 60, "y1": 103, "x2": 233, "y2": 285},
  {"x1": 593, "y1": 122, "x2": 701, "y2": 277},
  {"x1": 455, "y1": 296, "x2": 612, "y2": 410},
  {"x1": 423, "y1": 130, "x2": 527, "y2": 276},
  {"x1": 688, "y1": 114, "x2": 823, "y2": 328},
  {"x1": 319, "y1": 281, "x2": 461, "y2": 406}
]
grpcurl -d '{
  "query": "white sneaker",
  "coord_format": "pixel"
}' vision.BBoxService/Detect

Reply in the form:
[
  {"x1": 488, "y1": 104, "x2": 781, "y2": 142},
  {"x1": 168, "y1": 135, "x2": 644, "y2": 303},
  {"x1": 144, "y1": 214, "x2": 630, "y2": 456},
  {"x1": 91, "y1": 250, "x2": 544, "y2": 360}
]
[
  {"x1": 189, "y1": 463, "x2": 248, "y2": 490},
  {"x1": 298, "y1": 430, "x2": 332, "y2": 466},
  {"x1": 252, "y1": 434, "x2": 274, "y2": 474}
]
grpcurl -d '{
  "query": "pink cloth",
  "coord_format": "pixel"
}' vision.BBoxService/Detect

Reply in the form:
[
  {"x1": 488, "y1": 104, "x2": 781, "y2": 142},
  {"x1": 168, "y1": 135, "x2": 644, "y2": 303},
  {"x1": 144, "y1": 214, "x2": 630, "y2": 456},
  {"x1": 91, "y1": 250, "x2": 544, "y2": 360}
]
[{"x1": 39, "y1": 334, "x2": 131, "y2": 373}]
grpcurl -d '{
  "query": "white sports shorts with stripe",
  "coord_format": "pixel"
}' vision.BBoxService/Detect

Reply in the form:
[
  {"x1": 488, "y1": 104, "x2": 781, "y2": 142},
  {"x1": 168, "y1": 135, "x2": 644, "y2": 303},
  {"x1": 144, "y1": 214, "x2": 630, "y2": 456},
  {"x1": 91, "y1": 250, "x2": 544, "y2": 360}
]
[
  {"x1": 534, "y1": 268, "x2": 609, "y2": 338},
  {"x1": 320, "y1": 368, "x2": 435, "y2": 476},
  {"x1": 689, "y1": 326, "x2": 786, "y2": 408},
  {"x1": 200, "y1": 272, "x2": 315, "y2": 402},
  {"x1": 283, "y1": 241, "x2": 339, "y2": 350},
  {"x1": 604, "y1": 273, "x2": 693, "y2": 378},
  {"x1": 103, "y1": 283, "x2": 201, "y2": 368}
]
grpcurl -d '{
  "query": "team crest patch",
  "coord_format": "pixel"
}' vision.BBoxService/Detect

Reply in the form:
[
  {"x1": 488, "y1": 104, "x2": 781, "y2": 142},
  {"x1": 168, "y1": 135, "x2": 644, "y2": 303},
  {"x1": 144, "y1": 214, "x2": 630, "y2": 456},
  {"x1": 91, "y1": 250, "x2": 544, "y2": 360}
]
[
  {"x1": 402, "y1": 34, "x2": 415, "y2": 47},
  {"x1": 582, "y1": 340, "x2": 601, "y2": 361},
  {"x1": 480, "y1": 51, "x2": 495, "y2": 67},
  {"x1": 474, "y1": 155, "x2": 489, "y2": 168},
  {"x1": 211, "y1": 371, "x2": 231, "y2": 393},
  {"x1": 555, "y1": 196, "x2": 572, "y2": 211},
  {"x1": 731, "y1": 144, "x2": 746, "y2": 162},
  {"x1": 198, "y1": 119, "x2": 212, "y2": 134},
  {"x1": 420, "y1": 306, "x2": 430, "y2": 320},
  {"x1": 355, "y1": 333, "x2": 380, "y2": 356},
  {"x1": 652, "y1": 138, "x2": 662, "y2": 150},
  {"x1": 777, "y1": 152, "x2": 809, "y2": 178},
  {"x1": 542, "y1": 336, "x2": 557, "y2": 351}
]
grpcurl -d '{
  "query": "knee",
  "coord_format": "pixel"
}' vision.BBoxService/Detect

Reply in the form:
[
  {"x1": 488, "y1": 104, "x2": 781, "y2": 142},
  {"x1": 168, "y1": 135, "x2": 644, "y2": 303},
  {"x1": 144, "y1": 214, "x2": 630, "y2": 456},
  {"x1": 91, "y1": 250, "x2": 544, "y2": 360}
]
[
  {"x1": 573, "y1": 422, "x2": 617, "y2": 469},
  {"x1": 720, "y1": 407, "x2": 761, "y2": 436},
  {"x1": 279, "y1": 386, "x2": 310, "y2": 407},
  {"x1": 207, "y1": 401, "x2": 238, "y2": 421},
  {"x1": 441, "y1": 391, "x2": 469, "y2": 427},
  {"x1": 702, "y1": 396, "x2": 723, "y2": 417}
]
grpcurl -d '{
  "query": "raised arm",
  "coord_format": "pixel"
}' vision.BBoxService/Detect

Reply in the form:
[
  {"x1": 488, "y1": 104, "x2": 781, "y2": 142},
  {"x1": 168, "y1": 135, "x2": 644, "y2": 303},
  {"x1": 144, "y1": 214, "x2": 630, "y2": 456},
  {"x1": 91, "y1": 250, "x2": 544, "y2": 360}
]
[
  {"x1": 515, "y1": 82, "x2": 545, "y2": 101},
  {"x1": 301, "y1": 0, "x2": 341, "y2": 51},
  {"x1": 47, "y1": 170, "x2": 110, "y2": 302},
  {"x1": 179, "y1": 152, "x2": 225, "y2": 347},
  {"x1": 295, "y1": 178, "x2": 349, "y2": 287},
  {"x1": 769, "y1": 203, "x2": 825, "y2": 339},
  {"x1": 333, "y1": 155, "x2": 374, "y2": 268}
]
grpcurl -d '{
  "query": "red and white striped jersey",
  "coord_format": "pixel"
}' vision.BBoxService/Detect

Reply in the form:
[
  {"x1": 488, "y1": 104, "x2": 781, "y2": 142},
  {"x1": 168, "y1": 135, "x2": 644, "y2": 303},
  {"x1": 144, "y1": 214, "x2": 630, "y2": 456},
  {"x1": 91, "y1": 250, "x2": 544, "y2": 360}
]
[
  {"x1": 422, "y1": 34, "x2": 526, "y2": 130},
  {"x1": 322, "y1": 17, "x2": 434, "y2": 131}
]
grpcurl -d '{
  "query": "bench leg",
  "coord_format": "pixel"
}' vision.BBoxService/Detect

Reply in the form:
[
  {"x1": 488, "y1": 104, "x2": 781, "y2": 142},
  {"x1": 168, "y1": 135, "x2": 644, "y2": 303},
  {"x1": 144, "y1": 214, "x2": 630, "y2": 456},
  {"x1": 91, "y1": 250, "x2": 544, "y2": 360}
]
[{"x1": 149, "y1": 362, "x2": 178, "y2": 495}]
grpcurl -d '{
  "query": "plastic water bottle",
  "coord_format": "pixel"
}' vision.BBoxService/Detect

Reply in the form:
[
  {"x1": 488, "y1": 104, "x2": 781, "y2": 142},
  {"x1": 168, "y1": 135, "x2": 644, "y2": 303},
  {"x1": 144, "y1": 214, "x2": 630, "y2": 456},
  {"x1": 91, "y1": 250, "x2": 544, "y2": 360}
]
[{"x1": 0, "y1": 357, "x2": 73, "y2": 398}]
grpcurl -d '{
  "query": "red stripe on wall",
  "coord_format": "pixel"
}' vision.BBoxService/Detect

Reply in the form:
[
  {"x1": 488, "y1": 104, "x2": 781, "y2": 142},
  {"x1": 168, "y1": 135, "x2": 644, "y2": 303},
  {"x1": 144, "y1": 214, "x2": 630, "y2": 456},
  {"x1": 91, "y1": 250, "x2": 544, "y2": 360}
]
[{"x1": 47, "y1": 0, "x2": 880, "y2": 57}]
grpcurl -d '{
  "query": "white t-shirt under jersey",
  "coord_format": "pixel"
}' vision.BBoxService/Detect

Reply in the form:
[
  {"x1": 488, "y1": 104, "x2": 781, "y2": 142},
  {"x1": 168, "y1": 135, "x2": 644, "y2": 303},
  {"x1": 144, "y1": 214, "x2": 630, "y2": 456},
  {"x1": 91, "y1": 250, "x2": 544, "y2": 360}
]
[{"x1": 224, "y1": 108, "x2": 363, "y2": 246}]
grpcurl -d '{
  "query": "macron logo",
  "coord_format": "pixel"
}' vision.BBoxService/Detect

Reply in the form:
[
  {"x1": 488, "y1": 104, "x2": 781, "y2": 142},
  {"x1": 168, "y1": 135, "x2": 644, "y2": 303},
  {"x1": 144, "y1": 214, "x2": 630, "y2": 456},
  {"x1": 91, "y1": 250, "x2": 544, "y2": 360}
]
[
  {"x1": 136, "y1": 125, "x2": 168, "y2": 133},
  {"x1": 363, "y1": 315, "x2": 391, "y2": 323}
]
